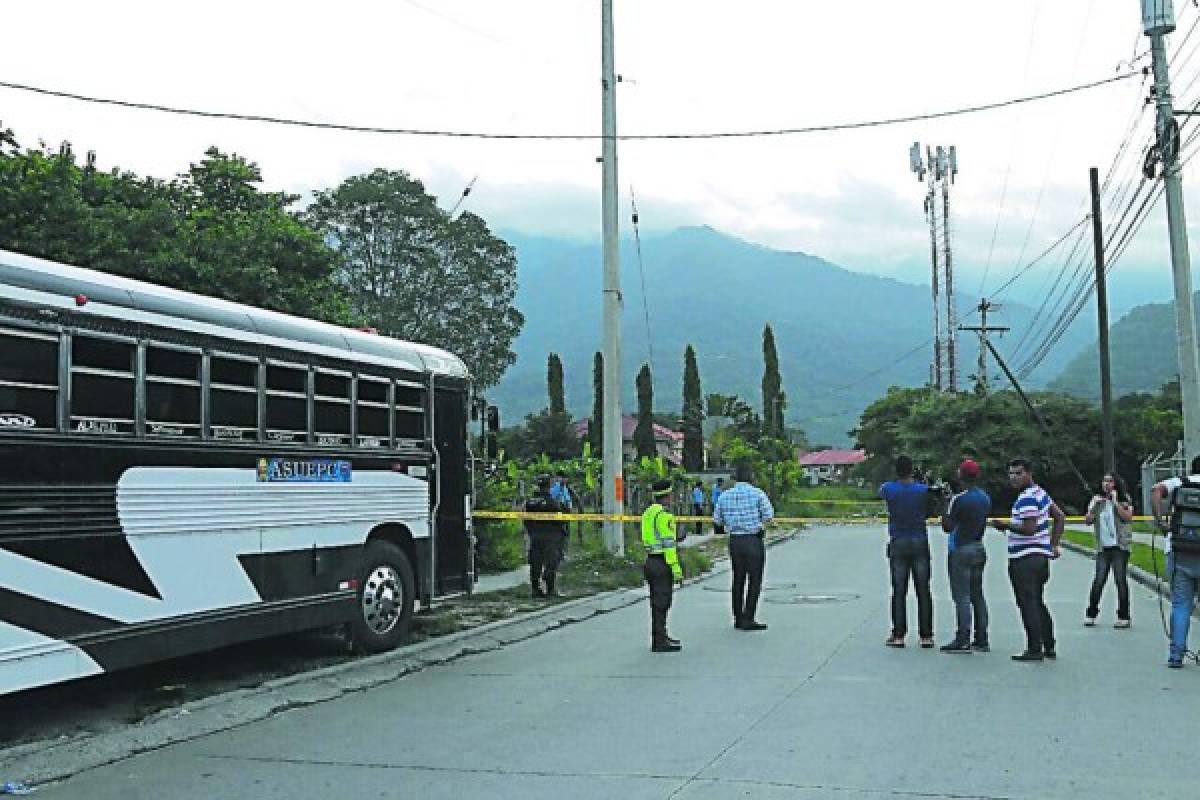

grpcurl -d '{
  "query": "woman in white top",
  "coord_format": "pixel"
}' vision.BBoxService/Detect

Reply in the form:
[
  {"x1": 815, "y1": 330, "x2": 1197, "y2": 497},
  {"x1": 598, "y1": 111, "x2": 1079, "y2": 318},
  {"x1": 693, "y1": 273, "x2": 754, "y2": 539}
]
[{"x1": 1083, "y1": 473, "x2": 1135, "y2": 627}]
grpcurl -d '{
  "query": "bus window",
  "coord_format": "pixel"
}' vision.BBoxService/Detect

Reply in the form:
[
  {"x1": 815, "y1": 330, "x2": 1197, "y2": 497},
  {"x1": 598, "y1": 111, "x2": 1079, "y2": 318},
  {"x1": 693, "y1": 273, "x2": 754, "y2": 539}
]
[
  {"x1": 145, "y1": 346, "x2": 201, "y2": 437},
  {"x1": 210, "y1": 354, "x2": 258, "y2": 440},
  {"x1": 357, "y1": 376, "x2": 390, "y2": 447},
  {"x1": 70, "y1": 335, "x2": 134, "y2": 434},
  {"x1": 314, "y1": 370, "x2": 351, "y2": 446},
  {"x1": 394, "y1": 382, "x2": 426, "y2": 441},
  {"x1": 266, "y1": 362, "x2": 308, "y2": 443},
  {"x1": 0, "y1": 327, "x2": 58, "y2": 430}
]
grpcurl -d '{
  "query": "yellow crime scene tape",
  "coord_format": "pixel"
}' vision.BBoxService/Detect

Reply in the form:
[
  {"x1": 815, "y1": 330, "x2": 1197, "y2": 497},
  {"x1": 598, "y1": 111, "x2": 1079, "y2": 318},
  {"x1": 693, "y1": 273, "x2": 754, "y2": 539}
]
[{"x1": 473, "y1": 509, "x2": 1157, "y2": 525}]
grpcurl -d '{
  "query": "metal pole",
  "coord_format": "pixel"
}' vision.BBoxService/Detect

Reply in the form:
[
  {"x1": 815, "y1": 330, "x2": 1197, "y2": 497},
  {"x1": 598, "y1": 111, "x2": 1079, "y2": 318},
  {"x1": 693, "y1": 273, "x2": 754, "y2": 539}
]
[
  {"x1": 942, "y1": 172, "x2": 958, "y2": 392},
  {"x1": 601, "y1": 0, "x2": 625, "y2": 554},
  {"x1": 1090, "y1": 167, "x2": 1116, "y2": 474},
  {"x1": 977, "y1": 299, "x2": 990, "y2": 392},
  {"x1": 1146, "y1": 2, "x2": 1200, "y2": 461},
  {"x1": 927, "y1": 172, "x2": 943, "y2": 391}
]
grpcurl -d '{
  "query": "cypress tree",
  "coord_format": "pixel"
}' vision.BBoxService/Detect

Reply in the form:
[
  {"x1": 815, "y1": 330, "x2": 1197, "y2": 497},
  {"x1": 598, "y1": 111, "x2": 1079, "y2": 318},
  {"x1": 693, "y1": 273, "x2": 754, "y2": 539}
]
[
  {"x1": 547, "y1": 352, "x2": 566, "y2": 414},
  {"x1": 762, "y1": 324, "x2": 786, "y2": 437},
  {"x1": 634, "y1": 363, "x2": 656, "y2": 459},
  {"x1": 681, "y1": 345, "x2": 705, "y2": 471},
  {"x1": 589, "y1": 351, "x2": 603, "y2": 451}
]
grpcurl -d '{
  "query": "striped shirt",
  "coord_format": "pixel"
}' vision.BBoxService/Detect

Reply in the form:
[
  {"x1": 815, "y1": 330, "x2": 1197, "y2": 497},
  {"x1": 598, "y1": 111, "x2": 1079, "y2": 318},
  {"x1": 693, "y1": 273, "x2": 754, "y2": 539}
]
[
  {"x1": 1008, "y1": 484, "x2": 1052, "y2": 559},
  {"x1": 713, "y1": 482, "x2": 774, "y2": 535}
]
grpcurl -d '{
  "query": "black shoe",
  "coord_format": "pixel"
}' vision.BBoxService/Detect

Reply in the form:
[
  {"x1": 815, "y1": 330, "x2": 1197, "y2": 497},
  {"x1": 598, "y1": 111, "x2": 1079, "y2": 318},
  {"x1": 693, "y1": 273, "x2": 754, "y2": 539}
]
[
  {"x1": 546, "y1": 588, "x2": 563, "y2": 598},
  {"x1": 665, "y1": 635, "x2": 680, "y2": 646},
  {"x1": 1044, "y1": 648, "x2": 1057, "y2": 660},
  {"x1": 1011, "y1": 651, "x2": 1044, "y2": 662},
  {"x1": 971, "y1": 642, "x2": 990, "y2": 652},
  {"x1": 531, "y1": 586, "x2": 546, "y2": 598},
  {"x1": 940, "y1": 641, "x2": 973, "y2": 654},
  {"x1": 652, "y1": 641, "x2": 682, "y2": 652},
  {"x1": 737, "y1": 620, "x2": 767, "y2": 631}
]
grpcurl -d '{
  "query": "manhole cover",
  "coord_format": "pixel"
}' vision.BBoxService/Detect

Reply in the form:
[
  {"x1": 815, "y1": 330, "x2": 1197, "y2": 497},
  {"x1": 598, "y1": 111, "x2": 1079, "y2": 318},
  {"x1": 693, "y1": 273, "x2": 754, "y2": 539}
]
[{"x1": 765, "y1": 593, "x2": 861, "y2": 605}]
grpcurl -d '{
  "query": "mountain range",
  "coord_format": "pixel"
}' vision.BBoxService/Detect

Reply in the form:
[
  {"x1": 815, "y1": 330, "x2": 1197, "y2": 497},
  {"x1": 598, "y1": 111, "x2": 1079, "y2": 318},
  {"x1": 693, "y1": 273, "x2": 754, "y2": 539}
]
[{"x1": 491, "y1": 226, "x2": 1096, "y2": 445}]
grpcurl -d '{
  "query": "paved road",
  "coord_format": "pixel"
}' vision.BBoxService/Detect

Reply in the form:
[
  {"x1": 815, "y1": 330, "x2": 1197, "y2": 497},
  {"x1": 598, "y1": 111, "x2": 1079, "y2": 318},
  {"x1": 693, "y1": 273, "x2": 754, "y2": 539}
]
[{"x1": 34, "y1": 525, "x2": 1199, "y2": 799}]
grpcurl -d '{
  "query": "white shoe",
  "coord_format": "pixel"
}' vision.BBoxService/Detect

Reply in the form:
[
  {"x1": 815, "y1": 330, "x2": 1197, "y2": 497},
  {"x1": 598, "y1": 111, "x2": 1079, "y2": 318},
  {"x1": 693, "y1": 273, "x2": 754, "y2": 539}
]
[
  {"x1": 1084, "y1": 616, "x2": 1097, "y2": 627},
  {"x1": 1114, "y1": 619, "x2": 1131, "y2": 629}
]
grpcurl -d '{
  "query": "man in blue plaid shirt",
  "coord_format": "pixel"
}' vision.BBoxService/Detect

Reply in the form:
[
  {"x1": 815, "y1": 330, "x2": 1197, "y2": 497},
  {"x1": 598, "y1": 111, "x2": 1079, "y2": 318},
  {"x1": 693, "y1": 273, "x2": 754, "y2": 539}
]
[{"x1": 714, "y1": 464, "x2": 775, "y2": 630}]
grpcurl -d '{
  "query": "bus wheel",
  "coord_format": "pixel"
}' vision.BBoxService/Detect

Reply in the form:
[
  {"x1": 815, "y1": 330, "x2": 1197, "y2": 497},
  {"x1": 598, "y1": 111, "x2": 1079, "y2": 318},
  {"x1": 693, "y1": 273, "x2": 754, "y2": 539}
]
[{"x1": 351, "y1": 540, "x2": 415, "y2": 653}]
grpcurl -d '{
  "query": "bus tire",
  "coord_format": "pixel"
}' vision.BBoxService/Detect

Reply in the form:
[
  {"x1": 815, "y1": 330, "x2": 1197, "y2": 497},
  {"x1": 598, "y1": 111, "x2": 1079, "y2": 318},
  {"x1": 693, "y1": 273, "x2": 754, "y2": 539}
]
[{"x1": 351, "y1": 540, "x2": 415, "y2": 653}]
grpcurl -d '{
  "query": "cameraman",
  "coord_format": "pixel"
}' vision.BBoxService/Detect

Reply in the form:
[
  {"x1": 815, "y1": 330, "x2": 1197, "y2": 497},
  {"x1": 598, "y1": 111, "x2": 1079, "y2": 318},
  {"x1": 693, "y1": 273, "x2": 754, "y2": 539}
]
[{"x1": 879, "y1": 455, "x2": 934, "y2": 648}]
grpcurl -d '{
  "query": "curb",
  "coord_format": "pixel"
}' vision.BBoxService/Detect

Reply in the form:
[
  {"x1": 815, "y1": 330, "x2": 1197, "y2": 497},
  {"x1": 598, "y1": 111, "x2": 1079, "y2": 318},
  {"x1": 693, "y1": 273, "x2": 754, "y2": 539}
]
[
  {"x1": 5, "y1": 526, "x2": 805, "y2": 787},
  {"x1": 1060, "y1": 538, "x2": 1171, "y2": 597}
]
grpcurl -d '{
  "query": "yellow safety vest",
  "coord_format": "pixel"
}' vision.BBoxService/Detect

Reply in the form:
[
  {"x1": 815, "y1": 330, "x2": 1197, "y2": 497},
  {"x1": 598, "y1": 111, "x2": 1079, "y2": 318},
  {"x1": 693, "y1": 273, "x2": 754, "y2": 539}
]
[{"x1": 641, "y1": 503, "x2": 682, "y2": 579}]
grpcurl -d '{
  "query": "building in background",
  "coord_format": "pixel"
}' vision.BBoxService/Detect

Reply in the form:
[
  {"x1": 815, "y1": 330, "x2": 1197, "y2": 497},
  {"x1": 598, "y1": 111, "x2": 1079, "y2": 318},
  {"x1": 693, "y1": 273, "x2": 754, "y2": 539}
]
[
  {"x1": 798, "y1": 448, "x2": 867, "y2": 485},
  {"x1": 576, "y1": 416, "x2": 683, "y2": 465}
]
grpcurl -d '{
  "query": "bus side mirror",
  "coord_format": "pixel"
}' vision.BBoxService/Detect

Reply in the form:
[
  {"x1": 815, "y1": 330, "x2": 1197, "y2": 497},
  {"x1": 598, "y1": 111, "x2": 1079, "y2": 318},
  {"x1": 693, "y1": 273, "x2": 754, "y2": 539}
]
[{"x1": 486, "y1": 406, "x2": 499, "y2": 433}]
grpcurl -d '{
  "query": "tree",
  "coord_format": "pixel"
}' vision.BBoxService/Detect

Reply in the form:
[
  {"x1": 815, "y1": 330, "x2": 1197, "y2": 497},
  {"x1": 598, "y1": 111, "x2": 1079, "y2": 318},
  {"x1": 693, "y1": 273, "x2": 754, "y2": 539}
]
[
  {"x1": 506, "y1": 410, "x2": 580, "y2": 462},
  {"x1": 547, "y1": 352, "x2": 566, "y2": 414},
  {"x1": 0, "y1": 134, "x2": 350, "y2": 323},
  {"x1": 305, "y1": 169, "x2": 524, "y2": 388},
  {"x1": 762, "y1": 324, "x2": 786, "y2": 437},
  {"x1": 634, "y1": 364, "x2": 656, "y2": 460},
  {"x1": 681, "y1": 345, "x2": 705, "y2": 471},
  {"x1": 589, "y1": 351, "x2": 604, "y2": 452}
]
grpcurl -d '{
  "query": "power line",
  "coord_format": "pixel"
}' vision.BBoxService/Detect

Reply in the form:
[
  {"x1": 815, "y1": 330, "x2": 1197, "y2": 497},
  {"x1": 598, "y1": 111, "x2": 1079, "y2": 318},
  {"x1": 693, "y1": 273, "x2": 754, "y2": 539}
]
[
  {"x1": 0, "y1": 72, "x2": 1140, "y2": 141},
  {"x1": 988, "y1": 215, "x2": 1093, "y2": 299},
  {"x1": 629, "y1": 188, "x2": 655, "y2": 372}
]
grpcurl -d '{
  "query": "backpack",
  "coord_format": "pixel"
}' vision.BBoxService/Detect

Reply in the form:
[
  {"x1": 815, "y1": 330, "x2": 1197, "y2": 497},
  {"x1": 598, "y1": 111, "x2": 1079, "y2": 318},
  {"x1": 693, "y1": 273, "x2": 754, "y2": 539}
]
[{"x1": 1169, "y1": 478, "x2": 1200, "y2": 553}]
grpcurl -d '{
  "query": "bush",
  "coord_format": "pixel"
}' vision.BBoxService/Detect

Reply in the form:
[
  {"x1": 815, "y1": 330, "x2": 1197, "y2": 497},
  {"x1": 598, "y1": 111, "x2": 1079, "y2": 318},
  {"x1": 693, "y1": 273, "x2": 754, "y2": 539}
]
[{"x1": 476, "y1": 519, "x2": 525, "y2": 573}]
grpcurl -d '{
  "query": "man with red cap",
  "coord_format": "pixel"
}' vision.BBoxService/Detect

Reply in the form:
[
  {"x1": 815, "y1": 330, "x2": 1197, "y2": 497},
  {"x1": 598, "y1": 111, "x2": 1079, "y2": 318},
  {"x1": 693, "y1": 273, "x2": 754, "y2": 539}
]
[{"x1": 939, "y1": 459, "x2": 992, "y2": 653}]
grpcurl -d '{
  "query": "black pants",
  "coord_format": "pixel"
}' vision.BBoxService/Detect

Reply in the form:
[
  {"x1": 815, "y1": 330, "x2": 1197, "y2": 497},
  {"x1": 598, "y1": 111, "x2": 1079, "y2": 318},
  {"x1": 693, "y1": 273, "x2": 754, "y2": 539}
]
[
  {"x1": 888, "y1": 538, "x2": 932, "y2": 638},
  {"x1": 1009, "y1": 554, "x2": 1055, "y2": 654},
  {"x1": 692, "y1": 503, "x2": 704, "y2": 537},
  {"x1": 644, "y1": 554, "x2": 674, "y2": 643},
  {"x1": 1087, "y1": 546, "x2": 1130, "y2": 621},
  {"x1": 529, "y1": 529, "x2": 565, "y2": 591},
  {"x1": 730, "y1": 533, "x2": 766, "y2": 623}
]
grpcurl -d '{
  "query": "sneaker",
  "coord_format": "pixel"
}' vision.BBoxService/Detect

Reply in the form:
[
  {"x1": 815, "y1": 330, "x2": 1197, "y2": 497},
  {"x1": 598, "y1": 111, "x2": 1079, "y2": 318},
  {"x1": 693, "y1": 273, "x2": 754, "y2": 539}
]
[
  {"x1": 1084, "y1": 615, "x2": 1097, "y2": 627},
  {"x1": 1168, "y1": 658, "x2": 1184, "y2": 669},
  {"x1": 651, "y1": 641, "x2": 682, "y2": 653},
  {"x1": 919, "y1": 637, "x2": 935, "y2": 649},
  {"x1": 1011, "y1": 651, "x2": 1044, "y2": 662},
  {"x1": 1044, "y1": 648, "x2": 1057, "y2": 660},
  {"x1": 737, "y1": 620, "x2": 768, "y2": 631},
  {"x1": 940, "y1": 641, "x2": 973, "y2": 654},
  {"x1": 971, "y1": 641, "x2": 990, "y2": 652},
  {"x1": 1114, "y1": 619, "x2": 1131, "y2": 629},
  {"x1": 885, "y1": 635, "x2": 905, "y2": 648}
]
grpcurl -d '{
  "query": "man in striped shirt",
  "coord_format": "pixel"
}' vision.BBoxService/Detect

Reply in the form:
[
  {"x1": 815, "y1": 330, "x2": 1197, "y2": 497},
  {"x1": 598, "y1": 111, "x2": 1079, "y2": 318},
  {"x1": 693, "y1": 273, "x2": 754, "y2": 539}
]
[{"x1": 991, "y1": 458, "x2": 1065, "y2": 662}]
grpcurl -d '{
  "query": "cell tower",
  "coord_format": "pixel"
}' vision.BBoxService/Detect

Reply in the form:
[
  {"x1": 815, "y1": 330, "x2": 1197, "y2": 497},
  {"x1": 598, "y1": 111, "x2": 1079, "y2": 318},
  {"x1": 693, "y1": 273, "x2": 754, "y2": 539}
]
[{"x1": 909, "y1": 142, "x2": 959, "y2": 392}]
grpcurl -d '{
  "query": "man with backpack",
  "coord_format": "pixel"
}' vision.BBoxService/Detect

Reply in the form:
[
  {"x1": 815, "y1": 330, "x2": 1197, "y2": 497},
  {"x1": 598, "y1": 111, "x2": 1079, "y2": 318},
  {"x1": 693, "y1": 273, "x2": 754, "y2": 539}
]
[{"x1": 1151, "y1": 455, "x2": 1200, "y2": 668}]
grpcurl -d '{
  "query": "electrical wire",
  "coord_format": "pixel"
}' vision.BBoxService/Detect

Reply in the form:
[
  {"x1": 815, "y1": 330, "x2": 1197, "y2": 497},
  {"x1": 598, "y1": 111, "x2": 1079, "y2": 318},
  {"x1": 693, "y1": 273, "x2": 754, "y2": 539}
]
[
  {"x1": 0, "y1": 72, "x2": 1141, "y2": 141},
  {"x1": 988, "y1": 215, "x2": 1093, "y2": 300},
  {"x1": 629, "y1": 188, "x2": 655, "y2": 372}
]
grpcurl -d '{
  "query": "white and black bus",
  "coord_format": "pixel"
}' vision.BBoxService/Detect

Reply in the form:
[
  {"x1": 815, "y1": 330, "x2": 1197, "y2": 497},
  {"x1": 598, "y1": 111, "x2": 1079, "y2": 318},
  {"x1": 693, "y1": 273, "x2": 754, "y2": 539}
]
[{"x1": 0, "y1": 249, "x2": 475, "y2": 695}]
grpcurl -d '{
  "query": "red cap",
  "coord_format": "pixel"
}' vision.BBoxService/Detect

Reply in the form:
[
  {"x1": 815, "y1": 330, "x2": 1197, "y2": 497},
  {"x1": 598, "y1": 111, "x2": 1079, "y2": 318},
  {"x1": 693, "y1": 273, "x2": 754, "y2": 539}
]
[{"x1": 958, "y1": 459, "x2": 980, "y2": 479}]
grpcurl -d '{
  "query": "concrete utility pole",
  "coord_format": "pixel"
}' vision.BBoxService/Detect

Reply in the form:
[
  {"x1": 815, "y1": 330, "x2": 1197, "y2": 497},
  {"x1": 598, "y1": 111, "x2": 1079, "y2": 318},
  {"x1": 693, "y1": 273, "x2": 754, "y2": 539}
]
[
  {"x1": 1090, "y1": 167, "x2": 1116, "y2": 474},
  {"x1": 1144, "y1": 0, "x2": 1200, "y2": 461},
  {"x1": 600, "y1": 0, "x2": 624, "y2": 554}
]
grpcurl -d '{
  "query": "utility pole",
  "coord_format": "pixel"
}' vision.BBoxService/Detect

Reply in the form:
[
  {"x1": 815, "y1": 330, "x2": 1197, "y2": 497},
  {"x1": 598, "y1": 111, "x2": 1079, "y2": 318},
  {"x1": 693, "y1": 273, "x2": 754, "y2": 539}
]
[
  {"x1": 1090, "y1": 166, "x2": 1115, "y2": 473},
  {"x1": 969, "y1": 298, "x2": 1004, "y2": 393},
  {"x1": 1144, "y1": 0, "x2": 1200, "y2": 461},
  {"x1": 600, "y1": 0, "x2": 624, "y2": 554}
]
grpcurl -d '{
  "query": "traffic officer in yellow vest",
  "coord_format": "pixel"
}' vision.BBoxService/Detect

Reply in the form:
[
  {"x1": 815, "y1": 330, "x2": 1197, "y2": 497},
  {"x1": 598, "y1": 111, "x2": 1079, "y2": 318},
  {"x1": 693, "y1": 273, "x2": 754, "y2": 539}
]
[{"x1": 642, "y1": 479, "x2": 684, "y2": 652}]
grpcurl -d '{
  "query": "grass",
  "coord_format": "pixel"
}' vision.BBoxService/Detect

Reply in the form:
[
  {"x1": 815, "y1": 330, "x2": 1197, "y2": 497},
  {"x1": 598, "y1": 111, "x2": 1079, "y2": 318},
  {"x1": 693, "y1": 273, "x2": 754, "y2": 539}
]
[
  {"x1": 776, "y1": 485, "x2": 882, "y2": 519},
  {"x1": 1063, "y1": 528, "x2": 1168, "y2": 578}
]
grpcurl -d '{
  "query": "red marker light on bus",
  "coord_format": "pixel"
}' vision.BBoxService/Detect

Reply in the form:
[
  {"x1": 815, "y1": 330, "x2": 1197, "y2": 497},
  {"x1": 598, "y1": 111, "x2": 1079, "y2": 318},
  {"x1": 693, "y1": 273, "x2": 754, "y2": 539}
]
[{"x1": 74, "y1": 294, "x2": 88, "y2": 306}]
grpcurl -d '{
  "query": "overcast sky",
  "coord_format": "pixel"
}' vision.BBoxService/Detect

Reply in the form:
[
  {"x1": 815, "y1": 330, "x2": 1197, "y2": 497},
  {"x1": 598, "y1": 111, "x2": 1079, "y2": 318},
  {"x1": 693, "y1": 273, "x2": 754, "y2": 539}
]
[{"x1": 2, "y1": 1, "x2": 1197, "y2": 313}]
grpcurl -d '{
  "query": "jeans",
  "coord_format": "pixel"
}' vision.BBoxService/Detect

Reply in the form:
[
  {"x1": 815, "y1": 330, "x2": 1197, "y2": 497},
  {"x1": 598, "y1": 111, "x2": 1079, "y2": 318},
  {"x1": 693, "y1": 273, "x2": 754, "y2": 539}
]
[
  {"x1": 947, "y1": 541, "x2": 987, "y2": 645},
  {"x1": 1008, "y1": 554, "x2": 1055, "y2": 654},
  {"x1": 1087, "y1": 546, "x2": 1130, "y2": 621},
  {"x1": 888, "y1": 537, "x2": 932, "y2": 638},
  {"x1": 1168, "y1": 551, "x2": 1200, "y2": 662},
  {"x1": 729, "y1": 533, "x2": 766, "y2": 623}
]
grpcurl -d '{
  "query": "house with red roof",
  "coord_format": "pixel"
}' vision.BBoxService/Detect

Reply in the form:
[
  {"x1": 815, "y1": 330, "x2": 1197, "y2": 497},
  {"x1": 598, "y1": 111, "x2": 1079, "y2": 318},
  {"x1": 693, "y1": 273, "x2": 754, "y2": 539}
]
[
  {"x1": 574, "y1": 416, "x2": 684, "y2": 465},
  {"x1": 797, "y1": 448, "x2": 867, "y2": 485}
]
